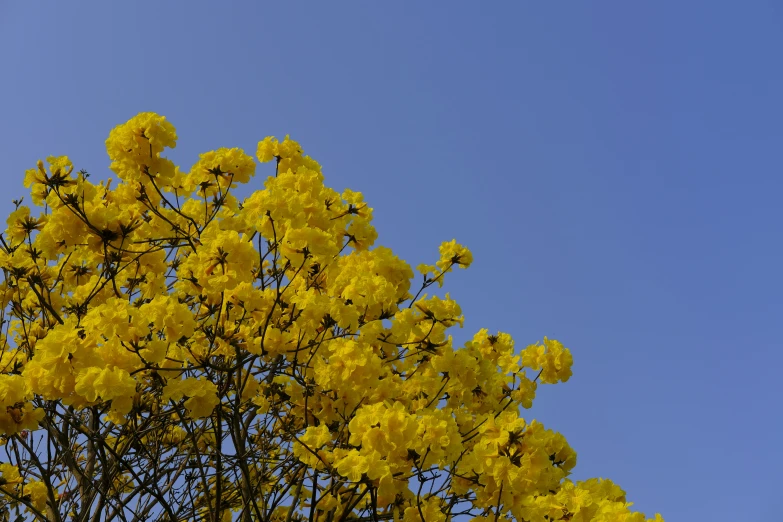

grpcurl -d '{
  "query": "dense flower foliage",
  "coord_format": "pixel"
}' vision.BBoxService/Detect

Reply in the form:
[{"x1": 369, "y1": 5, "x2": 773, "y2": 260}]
[{"x1": 0, "y1": 113, "x2": 663, "y2": 522}]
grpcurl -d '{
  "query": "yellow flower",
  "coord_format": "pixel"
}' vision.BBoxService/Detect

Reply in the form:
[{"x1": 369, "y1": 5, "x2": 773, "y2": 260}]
[
  {"x1": 190, "y1": 147, "x2": 256, "y2": 186},
  {"x1": 106, "y1": 112, "x2": 177, "y2": 183},
  {"x1": 0, "y1": 463, "x2": 23, "y2": 485},
  {"x1": 74, "y1": 367, "x2": 137, "y2": 413},
  {"x1": 25, "y1": 480, "x2": 49, "y2": 512},
  {"x1": 256, "y1": 136, "x2": 279, "y2": 163},
  {"x1": 299, "y1": 424, "x2": 332, "y2": 449},
  {"x1": 335, "y1": 450, "x2": 369, "y2": 482},
  {"x1": 437, "y1": 239, "x2": 473, "y2": 271},
  {"x1": 163, "y1": 377, "x2": 219, "y2": 419},
  {"x1": 522, "y1": 337, "x2": 574, "y2": 384}
]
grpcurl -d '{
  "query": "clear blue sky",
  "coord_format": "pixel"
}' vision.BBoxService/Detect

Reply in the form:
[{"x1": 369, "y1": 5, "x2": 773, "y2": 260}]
[{"x1": 2, "y1": 2, "x2": 781, "y2": 520}]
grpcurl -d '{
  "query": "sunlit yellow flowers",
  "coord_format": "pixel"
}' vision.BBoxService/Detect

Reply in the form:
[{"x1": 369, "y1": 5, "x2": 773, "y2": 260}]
[{"x1": 0, "y1": 112, "x2": 662, "y2": 522}]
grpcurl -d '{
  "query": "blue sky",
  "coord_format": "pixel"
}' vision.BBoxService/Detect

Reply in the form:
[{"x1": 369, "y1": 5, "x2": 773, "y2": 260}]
[{"x1": 1, "y1": 2, "x2": 781, "y2": 520}]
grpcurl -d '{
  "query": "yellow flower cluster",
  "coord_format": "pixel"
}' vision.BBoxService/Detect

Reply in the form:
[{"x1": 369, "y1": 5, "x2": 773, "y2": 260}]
[
  {"x1": 0, "y1": 375, "x2": 41, "y2": 434},
  {"x1": 0, "y1": 113, "x2": 662, "y2": 521},
  {"x1": 0, "y1": 463, "x2": 48, "y2": 513},
  {"x1": 162, "y1": 377, "x2": 220, "y2": 419},
  {"x1": 522, "y1": 337, "x2": 575, "y2": 384}
]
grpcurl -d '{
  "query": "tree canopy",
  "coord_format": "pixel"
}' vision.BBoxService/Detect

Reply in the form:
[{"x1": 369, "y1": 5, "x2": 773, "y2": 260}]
[{"x1": 0, "y1": 113, "x2": 662, "y2": 522}]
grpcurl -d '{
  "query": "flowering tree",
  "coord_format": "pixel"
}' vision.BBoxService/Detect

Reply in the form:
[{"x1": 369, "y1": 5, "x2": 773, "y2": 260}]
[{"x1": 0, "y1": 113, "x2": 662, "y2": 522}]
